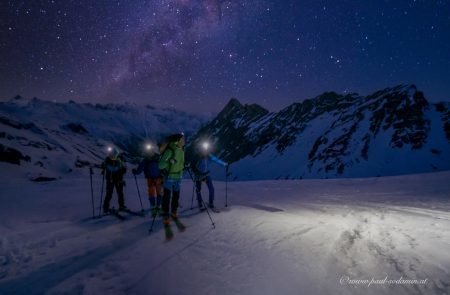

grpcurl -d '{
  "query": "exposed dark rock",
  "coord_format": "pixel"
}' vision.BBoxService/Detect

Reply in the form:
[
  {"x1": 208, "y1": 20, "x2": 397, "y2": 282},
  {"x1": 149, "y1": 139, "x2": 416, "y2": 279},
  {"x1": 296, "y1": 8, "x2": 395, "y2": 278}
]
[
  {"x1": 0, "y1": 116, "x2": 44, "y2": 135},
  {"x1": 435, "y1": 102, "x2": 450, "y2": 141},
  {"x1": 63, "y1": 123, "x2": 88, "y2": 134},
  {"x1": 430, "y1": 148, "x2": 441, "y2": 155},
  {"x1": 30, "y1": 176, "x2": 57, "y2": 182},
  {"x1": 0, "y1": 144, "x2": 31, "y2": 165},
  {"x1": 185, "y1": 98, "x2": 269, "y2": 163},
  {"x1": 187, "y1": 85, "x2": 444, "y2": 177},
  {"x1": 75, "y1": 159, "x2": 93, "y2": 168}
]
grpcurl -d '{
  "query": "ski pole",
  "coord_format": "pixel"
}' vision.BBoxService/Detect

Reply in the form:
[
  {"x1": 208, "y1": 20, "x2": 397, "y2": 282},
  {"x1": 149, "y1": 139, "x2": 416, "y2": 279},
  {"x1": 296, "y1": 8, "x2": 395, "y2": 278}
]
[
  {"x1": 134, "y1": 174, "x2": 144, "y2": 212},
  {"x1": 186, "y1": 168, "x2": 200, "y2": 209},
  {"x1": 190, "y1": 180, "x2": 195, "y2": 210},
  {"x1": 148, "y1": 213, "x2": 157, "y2": 233},
  {"x1": 225, "y1": 165, "x2": 229, "y2": 207},
  {"x1": 98, "y1": 169, "x2": 105, "y2": 217},
  {"x1": 201, "y1": 197, "x2": 216, "y2": 229},
  {"x1": 186, "y1": 167, "x2": 197, "y2": 209},
  {"x1": 186, "y1": 168, "x2": 215, "y2": 228},
  {"x1": 184, "y1": 166, "x2": 195, "y2": 210},
  {"x1": 89, "y1": 167, "x2": 95, "y2": 218}
]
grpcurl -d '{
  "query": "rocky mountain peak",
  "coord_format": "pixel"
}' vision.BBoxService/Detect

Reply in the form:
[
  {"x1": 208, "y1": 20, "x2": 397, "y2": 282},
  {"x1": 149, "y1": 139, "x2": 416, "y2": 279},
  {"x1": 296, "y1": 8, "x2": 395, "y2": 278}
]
[
  {"x1": 188, "y1": 85, "x2": 450, "y2": 179},
  {"x1": 217, "y1": 98, "x2": 268, "y2": 121}
]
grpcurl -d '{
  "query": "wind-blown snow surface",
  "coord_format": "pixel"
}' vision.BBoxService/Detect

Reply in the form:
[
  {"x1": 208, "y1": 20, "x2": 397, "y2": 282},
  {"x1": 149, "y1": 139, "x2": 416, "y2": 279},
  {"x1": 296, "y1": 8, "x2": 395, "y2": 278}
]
[{"x1": 0, "y1": 166, "x2": 449, "y2": 295}]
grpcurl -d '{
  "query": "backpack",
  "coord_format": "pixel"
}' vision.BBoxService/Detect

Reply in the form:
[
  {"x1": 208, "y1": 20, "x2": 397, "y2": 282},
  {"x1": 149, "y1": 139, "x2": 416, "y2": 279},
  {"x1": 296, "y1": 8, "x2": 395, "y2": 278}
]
[
  {"x1": 158, "y1": 137, "x2": 177, "y2": 177},
  {"x1": 159, "y1": 133, "x2": 184, "y2": 161}
]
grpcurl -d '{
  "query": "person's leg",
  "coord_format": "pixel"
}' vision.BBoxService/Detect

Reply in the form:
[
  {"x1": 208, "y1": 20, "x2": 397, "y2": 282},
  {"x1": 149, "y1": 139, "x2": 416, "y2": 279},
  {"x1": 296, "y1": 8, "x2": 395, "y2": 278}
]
[
  {"x1": 156, "y1": 177, "x2": 163, "y2": 208},
  {"x1": 103, "y1": 180, "x2": 114, "y2": 212},
  {"x1": 147, "y1": 178, "x2": 156, "y2": 207},
  {"x1": 171, "y1": 190, "x2": 180, "y2": 216},
  {"x1": 147, "y1": 178, "x2": 158, "y2": 216},
  {"x1": 196, "y1": 180, "x2": 203, "y2": 207},
  {"x1": 171, "y1": 180, "x2": 181, "y2": 217},
  {"x1": 161, "y1": 179, "x2": 173, "y2": 223},
  {"x1": 116, "y1": 180, "x2": 125, "y2": 209},
  {"x1": 206, "y1": 176, "x2": 215, "y2": 207}
]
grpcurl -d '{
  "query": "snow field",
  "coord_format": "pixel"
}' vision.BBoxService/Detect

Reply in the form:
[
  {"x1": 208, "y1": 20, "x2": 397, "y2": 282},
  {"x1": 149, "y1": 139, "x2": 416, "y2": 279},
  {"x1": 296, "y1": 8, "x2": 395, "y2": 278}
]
[{"x1": 0, "y1": 169, "x2": 449, "y2": 294}]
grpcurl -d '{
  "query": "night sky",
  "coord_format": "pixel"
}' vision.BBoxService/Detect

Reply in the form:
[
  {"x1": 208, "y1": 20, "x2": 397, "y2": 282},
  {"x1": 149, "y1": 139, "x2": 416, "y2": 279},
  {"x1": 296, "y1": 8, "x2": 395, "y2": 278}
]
[{"x1": 1, "y1": 0, "x2": 450, "y2": 113}]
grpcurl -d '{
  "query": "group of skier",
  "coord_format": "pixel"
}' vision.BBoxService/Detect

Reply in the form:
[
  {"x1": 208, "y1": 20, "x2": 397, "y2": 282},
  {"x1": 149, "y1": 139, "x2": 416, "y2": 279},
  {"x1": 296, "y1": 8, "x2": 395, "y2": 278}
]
[{"x1": 100, "y1": 132, "x2": 228, "y2": 231}]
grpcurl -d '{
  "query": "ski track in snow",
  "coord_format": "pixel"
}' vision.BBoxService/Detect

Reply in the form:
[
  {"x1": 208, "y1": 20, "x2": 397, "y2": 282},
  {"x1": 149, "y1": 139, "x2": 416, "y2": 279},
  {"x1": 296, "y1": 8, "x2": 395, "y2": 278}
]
[{"x1": 0, "y1": 170, "x2": 450, "y2": 295}]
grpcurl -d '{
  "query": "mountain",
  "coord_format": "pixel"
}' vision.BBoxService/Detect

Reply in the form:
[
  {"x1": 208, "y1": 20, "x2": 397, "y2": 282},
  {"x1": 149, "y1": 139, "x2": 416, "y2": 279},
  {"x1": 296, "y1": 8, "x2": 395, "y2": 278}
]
[
  {"x1": 3, "y1": 85, "x2": 450, "y2": 181},
  {"x1": 0, "y1": 96, "x2": 206, "y2": 180},
  {"x1": 187, "y1": 85, "x2": 450, "y2": 180}
]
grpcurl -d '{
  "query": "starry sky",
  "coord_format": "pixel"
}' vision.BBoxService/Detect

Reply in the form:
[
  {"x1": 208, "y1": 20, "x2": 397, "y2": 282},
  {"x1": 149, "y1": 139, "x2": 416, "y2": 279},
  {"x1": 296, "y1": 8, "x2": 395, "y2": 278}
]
[{"x1": 1, "y1": 0, "x2": 450, "y2": 113}]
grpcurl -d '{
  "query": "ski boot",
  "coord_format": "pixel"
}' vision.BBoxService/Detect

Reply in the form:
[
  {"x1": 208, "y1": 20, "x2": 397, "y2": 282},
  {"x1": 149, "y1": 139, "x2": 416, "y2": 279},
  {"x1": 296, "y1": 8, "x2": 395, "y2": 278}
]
[
  {"x1": 151, "y1": 207, "x2": 159, "y2": 218},
  {"x1": 118, "y1": 205, "x2": 129, "y2": 212}
]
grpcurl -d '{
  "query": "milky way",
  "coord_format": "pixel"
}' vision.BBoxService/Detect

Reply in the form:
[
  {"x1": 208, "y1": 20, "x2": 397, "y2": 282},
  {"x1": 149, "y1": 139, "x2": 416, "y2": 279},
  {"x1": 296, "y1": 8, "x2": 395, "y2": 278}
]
[
  {"x1": 107, "y1": 0, "x2": 257, "y2": 106},
  {"x1": 1, "y1": 0, "x2": 450, "y2": 112}
]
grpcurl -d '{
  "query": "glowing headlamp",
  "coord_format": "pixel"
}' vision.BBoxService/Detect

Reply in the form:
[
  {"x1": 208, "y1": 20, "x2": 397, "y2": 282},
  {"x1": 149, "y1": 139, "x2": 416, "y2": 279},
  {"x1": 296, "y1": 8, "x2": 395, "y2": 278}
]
[{"x1": 201, "y1": 141, "x2": 210, "y2": 151}]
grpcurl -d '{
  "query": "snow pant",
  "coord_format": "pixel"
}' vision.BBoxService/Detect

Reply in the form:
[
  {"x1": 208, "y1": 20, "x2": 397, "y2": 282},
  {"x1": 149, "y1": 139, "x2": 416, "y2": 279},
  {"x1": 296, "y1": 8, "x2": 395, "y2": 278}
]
[
  {"x1": 147, "y1": 177, "x2": 162, "y2": 208},
  {"x1": 161, "y1": 178, "x2": 181, "y2": 217},
  {"x1": 196, "y1": 176, "x2": 214, "y2": 205},
  {"x1": 103, "y1": 179, "x2": 125, "y2": 210}
]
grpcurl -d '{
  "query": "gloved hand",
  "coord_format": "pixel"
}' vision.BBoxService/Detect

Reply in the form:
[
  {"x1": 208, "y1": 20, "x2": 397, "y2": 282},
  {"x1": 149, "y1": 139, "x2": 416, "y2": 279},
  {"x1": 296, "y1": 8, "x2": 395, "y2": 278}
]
[
  {"x1": 169, "y1": 158, "x2": 177, "y2": 164},
  {"x1": 184, "y1": 162, "x2": 191, "y2": 169}
]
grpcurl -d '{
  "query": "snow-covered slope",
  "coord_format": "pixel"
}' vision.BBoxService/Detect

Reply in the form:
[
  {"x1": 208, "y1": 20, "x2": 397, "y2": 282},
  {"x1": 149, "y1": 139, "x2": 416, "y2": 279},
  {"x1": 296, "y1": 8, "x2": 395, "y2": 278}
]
[
  {"x1": 188, "y1": 85, "x2": 450, "y2": 180},
  {"x1": 0, "y1": 167, "x2": 449, "y2": 295},
  {"x1": 3, "y1": 85, "x2": 450, "y2": 182},
  {"x1": 0, "y1": 96, "x2": 206, "y2": 180}
]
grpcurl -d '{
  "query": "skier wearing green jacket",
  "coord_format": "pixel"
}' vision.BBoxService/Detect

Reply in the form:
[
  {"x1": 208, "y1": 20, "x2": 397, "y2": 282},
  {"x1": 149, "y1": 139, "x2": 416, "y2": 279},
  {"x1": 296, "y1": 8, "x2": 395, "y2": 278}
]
[{"x1": 159, "y1": 133, "x2": 185, "y2": 225}]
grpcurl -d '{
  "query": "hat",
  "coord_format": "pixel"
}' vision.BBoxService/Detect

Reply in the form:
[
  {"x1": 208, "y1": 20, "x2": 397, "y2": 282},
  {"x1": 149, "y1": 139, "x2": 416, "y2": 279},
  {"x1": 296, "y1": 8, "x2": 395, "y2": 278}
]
[
  {"x1": 169, "y1": 132, "x2": 184, "y2": 142},
  {"x1": 107, "y1": 146, "x2": 119, "y2": 156}
]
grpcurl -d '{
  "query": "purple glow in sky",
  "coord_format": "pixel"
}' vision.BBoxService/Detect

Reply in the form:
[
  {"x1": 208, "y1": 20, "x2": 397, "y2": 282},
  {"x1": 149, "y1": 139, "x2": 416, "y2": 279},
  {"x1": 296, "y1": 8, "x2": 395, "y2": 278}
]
[{"x1": 1, "y1": 0, "x2": 450, "y2": 113}]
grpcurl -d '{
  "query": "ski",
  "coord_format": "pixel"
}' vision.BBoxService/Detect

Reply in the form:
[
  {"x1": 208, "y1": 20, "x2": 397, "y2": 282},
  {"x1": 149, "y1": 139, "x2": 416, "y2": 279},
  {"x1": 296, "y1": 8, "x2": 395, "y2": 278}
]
[
  {"x1": 107, "y1": 208, "x2": 126, "y2": 221},
  {"x1": 172, "y1": 217, "x2": 186, "y2": 232},
  {"x1": 209, "y1": 207, "x2": 220, "y2": 213},
  {"x1": 164, "y1": 223, "x2": 174, "y2": 241},
  {"x1": 119, "y1": 208, "x2": 145, "y2": 217}
]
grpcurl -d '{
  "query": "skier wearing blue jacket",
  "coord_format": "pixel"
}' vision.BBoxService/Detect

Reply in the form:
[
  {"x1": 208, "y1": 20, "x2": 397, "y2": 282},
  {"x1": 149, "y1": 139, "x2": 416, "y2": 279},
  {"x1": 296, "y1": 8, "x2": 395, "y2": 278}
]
[
  {"x1": 193, "y1": 142, "x2": 227, "y2": 210},
  {"x1": 132, "y1": 144, "x2": 162, "y2": 217}
]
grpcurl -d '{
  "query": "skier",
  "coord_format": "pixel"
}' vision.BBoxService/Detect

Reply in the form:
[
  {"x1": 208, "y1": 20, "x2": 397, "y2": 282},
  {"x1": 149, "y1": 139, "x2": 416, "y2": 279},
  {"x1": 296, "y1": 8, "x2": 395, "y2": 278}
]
[
  {"x1": 102, "y1": 146, "x2": 127, "y2": 213},
  {"x1": 132, "y1": 143, "x2": 163, "y2": 217},
  {"x1": 159, "y1": 133, "x2": 185, "y2": 226},
  {"x1": 192, "y1": 141, "x2": 227, "y2": 210}
]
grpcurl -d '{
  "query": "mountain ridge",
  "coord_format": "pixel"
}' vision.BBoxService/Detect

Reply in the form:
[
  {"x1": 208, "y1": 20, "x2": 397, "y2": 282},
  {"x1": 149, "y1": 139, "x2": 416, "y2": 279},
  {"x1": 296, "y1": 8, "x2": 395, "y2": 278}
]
[
  {"x1": 0, "y1": 96, "x2": 206, "y2": 179},
  {"x1": 187, "y1": 84, "x2": 450, "y2": 179},
  {"x1": 2, "y1": 85, "x2": 450, "y2": 180}
]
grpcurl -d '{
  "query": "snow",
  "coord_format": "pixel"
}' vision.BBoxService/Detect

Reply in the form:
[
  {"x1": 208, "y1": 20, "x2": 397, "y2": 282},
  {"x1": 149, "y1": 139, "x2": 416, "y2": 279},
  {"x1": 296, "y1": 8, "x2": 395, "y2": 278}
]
[
  {"x1": 229, "y1": 99, "x2": 450, "y2": 180},
  {"x1": 0, "y1": 97, "x2": 206, "y2": 177},
  {"x1": 1, "y1": 164, "x2": 449, "y2": 295}
]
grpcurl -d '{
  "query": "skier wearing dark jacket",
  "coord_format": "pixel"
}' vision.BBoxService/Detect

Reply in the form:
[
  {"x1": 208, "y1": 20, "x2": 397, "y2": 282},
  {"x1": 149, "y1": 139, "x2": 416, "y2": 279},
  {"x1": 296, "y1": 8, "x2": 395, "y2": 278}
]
[
  {"x1": 193, "y1": 143, "x2": 227, "y2": 209},
  {"x1": 102, "y1": 147, "x2": 127, "y2": 213},
  {"x1": 132, "y1": 144, "x2": 162, "y2": 217}
]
